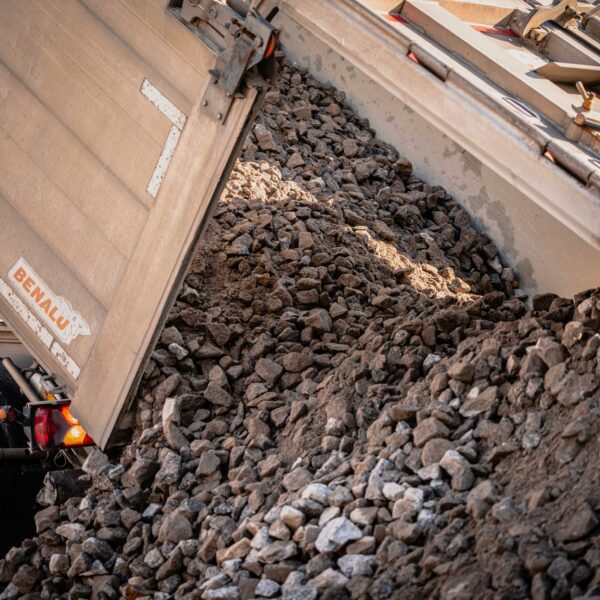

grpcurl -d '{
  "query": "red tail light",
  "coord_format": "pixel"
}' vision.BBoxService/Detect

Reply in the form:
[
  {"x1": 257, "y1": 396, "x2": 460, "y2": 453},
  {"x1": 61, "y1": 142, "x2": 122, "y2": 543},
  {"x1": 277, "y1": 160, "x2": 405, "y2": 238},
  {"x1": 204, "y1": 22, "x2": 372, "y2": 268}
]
[
  {"x1": 34, "y1": 408, "x2": 56, "y2": 449},
  {"x1": 33, "y1": 403, "x2": 93, "y2": 450}
]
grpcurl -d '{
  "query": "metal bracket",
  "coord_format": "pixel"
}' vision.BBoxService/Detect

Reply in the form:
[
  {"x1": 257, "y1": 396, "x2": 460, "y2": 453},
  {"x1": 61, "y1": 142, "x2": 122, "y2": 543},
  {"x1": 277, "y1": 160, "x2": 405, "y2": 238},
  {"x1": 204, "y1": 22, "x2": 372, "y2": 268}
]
[
  {"x1": 572, "y1": 80, "x2": 600, "y2": 130},
  {"x1": 168, "y1": 0, "x2": 278, "y2": 122},
  {"x1": 509, "y1": 0, "x2": 580, "y2": 39}
]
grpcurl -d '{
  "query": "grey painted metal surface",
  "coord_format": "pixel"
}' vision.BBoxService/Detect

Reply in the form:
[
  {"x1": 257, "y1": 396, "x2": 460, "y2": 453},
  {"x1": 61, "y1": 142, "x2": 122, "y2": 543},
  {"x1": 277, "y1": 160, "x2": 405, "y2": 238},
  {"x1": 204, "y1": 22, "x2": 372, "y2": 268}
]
[
  {"x1": 272, "y1": 0, "x2": 600, "y2": 297},
  {"x1": 0, "y1": 0, "x2": 268, "y2": 447},
  {"x1": 0, "y1": 321, "x2": 30, "y2": 370}
]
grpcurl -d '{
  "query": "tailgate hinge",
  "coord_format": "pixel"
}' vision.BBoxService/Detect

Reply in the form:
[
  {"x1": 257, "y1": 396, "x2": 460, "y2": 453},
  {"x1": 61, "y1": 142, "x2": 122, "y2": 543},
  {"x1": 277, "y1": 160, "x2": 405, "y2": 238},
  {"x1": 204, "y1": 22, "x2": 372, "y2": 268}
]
[{"x1": 169, "y1": 0, "x2": 279, "y2": 122}]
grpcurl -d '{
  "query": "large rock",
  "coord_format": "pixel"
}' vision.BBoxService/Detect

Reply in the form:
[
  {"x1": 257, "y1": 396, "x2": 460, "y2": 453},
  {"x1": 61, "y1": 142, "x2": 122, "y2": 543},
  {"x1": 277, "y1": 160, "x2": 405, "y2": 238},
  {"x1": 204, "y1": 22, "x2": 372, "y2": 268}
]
[
  {"x1": 315, "y1": 517, "x2": 362, "y2": 553},
  {"x1": 413, "y1": 417, "x2": 450, "y2": 447},
  {"x1": 440, "y1": 450, "x2": 474, "y2": 491},
  {"x1": 158, "y1": 511, "x2": 193, "y2": 543}
]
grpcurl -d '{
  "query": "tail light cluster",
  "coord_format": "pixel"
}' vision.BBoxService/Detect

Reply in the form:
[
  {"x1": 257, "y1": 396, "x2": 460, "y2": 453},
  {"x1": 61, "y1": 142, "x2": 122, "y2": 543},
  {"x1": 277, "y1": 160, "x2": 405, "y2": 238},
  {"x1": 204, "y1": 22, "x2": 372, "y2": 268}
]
[{"x1": 32, "y1": 403, "x2": 93, "y2": 450}]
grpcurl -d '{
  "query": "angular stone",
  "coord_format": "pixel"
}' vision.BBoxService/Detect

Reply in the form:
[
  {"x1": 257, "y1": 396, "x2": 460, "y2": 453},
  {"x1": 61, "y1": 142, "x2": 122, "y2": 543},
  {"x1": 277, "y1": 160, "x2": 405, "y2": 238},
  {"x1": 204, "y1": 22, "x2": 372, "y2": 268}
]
[
  {"x1": 34, "y1": 505, "x2": 60, "y2": 534},
  {"x1": 382, "y1": 482, "x2": 405, "y2": 502},
  {"x1": 48, "y1": 554, "x2": 70, "y2": 576},
  {"x1": 282, "y1": 586, "x2": 317, "y2": 600},
  {"x1": 349, "y1": 506, "x2": 378, "y2": 526},
  {"x1": 460, "y1": 386, "x2": 498, "y2": 417},
  {"x1": 392, "y1": 487, "x2": 424, "y2": 519},
  {"x1": 315, "y1": 517, "x2": 362, "y2": 553},
  {"x1": 227, "y1": 233, "x2": 253, "y2": 256},
  {"x1": 217, "y1": 538, "x2": 252, "y2": 564},
  {"x1": 298, "y1": 232, "x2": 314, "y2": 250},
  {"x1": 372, "y1": 219, "x2": 396, "y2": 241},
  {"x1": 11, "y1": 565, "x2": 39, "y2": 594},
  {"x1": 254, "y1": 124, "x2": 277, "y2": 151},
  {"x1": 302, "y1": 483, "x2": 332, "y2": 505},
  {"x1": 282, "y1": 352, "x2": 314, "y2": 372},
  {"x1": 535, "y1": 337, "x2": 566, "y2": 368},
  {"x1": 55, "y1": 522, "x2": 85, "y2": 541},
  {"x1": 197, "y1": 451, "x2": 221, "y2": 476},
  {"x1": 155, "y1": 448, "x2": 181, "y2": 485},
  {"x1": 203, "y1": 586, "x2": 240, "y2": 600},
  {"x1": 309, "y1": 567, "x2": 349, "y2": 590},
  {"x1": 447, "y1": 360, "x2": 475, "y2": 382},
  {"x1": 82, "y1": 448, "x2": 110, "y2": 477},
  {"x1": 256, "y1": 358, "x2": 284, "y2": 383},
  {"x1": 337, "y1": 554, "x2": 375, "y2": 578},
  {"x1": 304, "y1": 309, "x2": 332, "y2": 333},
  {"x1": 204, "y1": 382, "x2": 234, "y2": 407},
  {"x1": 155, "y1": 373, "x2": 181, "y2": 402},
  {"x1": 280, "y1": 506, "x2": 305, "y2": 530},
  {"x1": 287, "y1": 152, "x2": 305, "y2": 169},
  {"x1": 553, "y1": 503, "x2": 598, "y2": 542},
  {"x1": 440, "y1": 450, "x2": 474, "y2": 491},
  {"x1": 122, "y1": 458, "x2": 158, "y2": 488},
  {"x1": 342, "y1": 139, "x2": 359, "y2": 158},
  {"x1": 390, "y1": 520, "x2": 422, "y2": 543},
  {"x1": 255, "y1": 579, "x2": 280, "y2": 598},
  {"x1": 283, "y1": 468, "x2": 312, "y2": 492},
  {"x1": 421, "y1": 438, "x2": 454, "y2": 467},
  {"x1": 258, "y1": 541, "x2": 297, "y2": 563},
  {"x1": 467, "y1": 480, "x2": 499, "y2": 520},
  {"x1": 158, "y1": 512, "x2": 193, "y2": 543},
  {"x1": 413, "y1": 417, "x2": 450, "y2": 448},
  {"x1": 556, "y1": 372, "x2": 598, "y2": 406},
  {"x1": 562, "y1": 321, "x2": 584, "y2": 348}
]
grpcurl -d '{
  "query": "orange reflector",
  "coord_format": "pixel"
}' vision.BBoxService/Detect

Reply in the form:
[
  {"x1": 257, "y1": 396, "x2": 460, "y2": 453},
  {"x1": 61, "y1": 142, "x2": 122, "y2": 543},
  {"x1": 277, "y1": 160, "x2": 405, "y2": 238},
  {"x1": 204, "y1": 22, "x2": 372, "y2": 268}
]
[
  {"x1": 264, "y1": 32, "x2": 278, "y2": 59},
  {"x1": 60, "y1": 404, "x2": 79, "y2": 426},
  {"x1": 63, "y1": 425, "x2": 89, "y2": 446}
]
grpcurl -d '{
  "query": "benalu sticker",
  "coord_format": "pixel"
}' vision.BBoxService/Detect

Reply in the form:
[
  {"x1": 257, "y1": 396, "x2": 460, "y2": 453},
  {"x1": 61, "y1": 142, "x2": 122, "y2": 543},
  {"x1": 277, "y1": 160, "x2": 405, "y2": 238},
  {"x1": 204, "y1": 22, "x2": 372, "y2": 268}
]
[{"x1": 8, "y1": 258, "x2": 90, "y2": 345}]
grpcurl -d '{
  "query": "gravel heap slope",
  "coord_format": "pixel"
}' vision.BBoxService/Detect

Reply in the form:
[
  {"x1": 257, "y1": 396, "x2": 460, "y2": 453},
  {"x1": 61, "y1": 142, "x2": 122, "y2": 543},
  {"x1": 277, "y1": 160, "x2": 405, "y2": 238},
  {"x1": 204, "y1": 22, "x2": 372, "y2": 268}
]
[{"x1": 1, "y1": 57, "x2": 599, "y2": 600}]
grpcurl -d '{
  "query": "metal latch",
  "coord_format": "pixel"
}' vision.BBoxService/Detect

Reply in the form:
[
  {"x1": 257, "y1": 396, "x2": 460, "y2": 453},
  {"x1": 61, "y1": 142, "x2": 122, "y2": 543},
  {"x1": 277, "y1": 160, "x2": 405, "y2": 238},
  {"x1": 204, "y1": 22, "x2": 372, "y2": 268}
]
[
  {"x1": 509, "y1": 0, "x2": 580, "y2": 40},
  {"x1": 168, "y1": 0, "x2": 279, "y2": 122}
]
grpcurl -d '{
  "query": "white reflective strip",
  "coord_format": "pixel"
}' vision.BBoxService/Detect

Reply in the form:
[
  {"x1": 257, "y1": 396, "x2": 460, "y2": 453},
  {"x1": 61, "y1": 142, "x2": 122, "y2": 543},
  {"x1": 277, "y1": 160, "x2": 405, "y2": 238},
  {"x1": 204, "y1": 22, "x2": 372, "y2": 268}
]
[
  {"x1": 141, "y1": 79, "x2": 187, "y2": 129},
  {"x1": 141, "y1": 79, "x2": 188, "y2": 199},
  {"x1": 0, "y1": 278, "x2": 53, "y2": 348},
  {"x1": 147, "y1": 125, "x2": 182, "y2": 199},
  {"x1": 50, "y1": 341, "x2": 81, "y2": 380}
]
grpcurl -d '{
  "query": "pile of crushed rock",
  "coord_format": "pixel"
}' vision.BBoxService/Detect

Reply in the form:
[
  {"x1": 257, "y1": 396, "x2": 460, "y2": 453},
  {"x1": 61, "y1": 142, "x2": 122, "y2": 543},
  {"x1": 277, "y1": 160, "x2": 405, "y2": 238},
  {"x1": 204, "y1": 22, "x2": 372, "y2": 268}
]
[{"x1": 1, "y1": 56, "x2": 598, "y2": 600}]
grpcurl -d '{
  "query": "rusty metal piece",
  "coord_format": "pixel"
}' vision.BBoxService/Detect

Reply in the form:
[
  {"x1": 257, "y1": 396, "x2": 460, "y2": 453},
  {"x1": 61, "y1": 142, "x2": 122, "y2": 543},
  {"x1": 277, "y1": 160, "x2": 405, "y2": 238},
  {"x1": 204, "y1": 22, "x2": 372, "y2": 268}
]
[
  {"x1": 572, "y1": 81, "x2": 600, "y2": 129},
  {"x1": 576, "y1": 81, "x2": 596, "y2": 111}
]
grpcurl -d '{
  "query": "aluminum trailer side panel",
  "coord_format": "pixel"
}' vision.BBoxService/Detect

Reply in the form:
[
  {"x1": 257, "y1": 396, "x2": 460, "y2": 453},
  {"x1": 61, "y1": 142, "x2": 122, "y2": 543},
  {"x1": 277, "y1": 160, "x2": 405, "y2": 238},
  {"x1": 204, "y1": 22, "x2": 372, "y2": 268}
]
[{"x1": 0, "y1": 0, "x2": 263, "y2": 447}]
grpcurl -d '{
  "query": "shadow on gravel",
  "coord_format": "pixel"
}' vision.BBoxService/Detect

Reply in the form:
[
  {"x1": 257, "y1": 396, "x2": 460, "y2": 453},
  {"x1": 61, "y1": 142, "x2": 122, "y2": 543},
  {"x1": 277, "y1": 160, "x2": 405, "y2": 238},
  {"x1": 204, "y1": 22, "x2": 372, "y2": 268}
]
[{"x1": 0, "y1": 467, "x2": 44, "y2": 556}]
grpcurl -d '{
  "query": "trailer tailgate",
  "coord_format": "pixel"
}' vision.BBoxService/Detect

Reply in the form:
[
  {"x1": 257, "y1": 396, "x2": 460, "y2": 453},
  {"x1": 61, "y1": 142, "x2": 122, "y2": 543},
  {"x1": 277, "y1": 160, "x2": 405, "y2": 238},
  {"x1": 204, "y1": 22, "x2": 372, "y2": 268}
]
[{"x1": 0, "y1": 0, "x2": 267, "y2": 447}]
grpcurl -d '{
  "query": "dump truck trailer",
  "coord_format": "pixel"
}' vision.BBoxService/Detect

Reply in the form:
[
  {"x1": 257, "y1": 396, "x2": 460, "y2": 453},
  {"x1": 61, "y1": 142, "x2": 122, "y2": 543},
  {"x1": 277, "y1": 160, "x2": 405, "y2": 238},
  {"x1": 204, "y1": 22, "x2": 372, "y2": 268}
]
[
  {"x1": 0, "y1": 0, "x2": 599, "y2": 462},
  {"x1": 0, "y1": 0, "x2": 279, "y2": 453}
]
